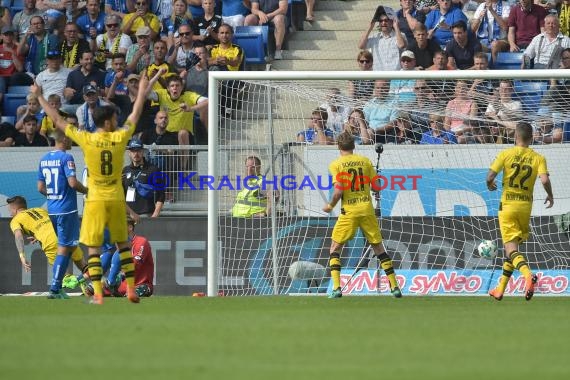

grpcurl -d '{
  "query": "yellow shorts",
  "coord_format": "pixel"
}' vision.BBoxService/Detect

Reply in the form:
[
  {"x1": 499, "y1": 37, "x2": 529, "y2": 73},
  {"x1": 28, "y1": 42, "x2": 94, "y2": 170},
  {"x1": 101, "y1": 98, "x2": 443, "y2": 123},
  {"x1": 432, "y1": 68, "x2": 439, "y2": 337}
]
[
  {"x1": 499, "y1": 208, "x2": 531, "y2": 244},
  {"x1": 80, "y1": 200, "x2": 128, "y2": 246},
  {"x1": 331, "y1": 213, "x2": 383, "y2": 245},
  {"x1": 43, "y1": 245, "x2": 83, "y2": 265}
]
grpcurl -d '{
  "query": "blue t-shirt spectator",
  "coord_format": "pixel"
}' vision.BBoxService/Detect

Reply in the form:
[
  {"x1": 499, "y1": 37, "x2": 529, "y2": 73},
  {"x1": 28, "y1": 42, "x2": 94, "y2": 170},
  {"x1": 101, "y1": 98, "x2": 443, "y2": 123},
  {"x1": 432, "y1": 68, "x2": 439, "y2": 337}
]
[
  {"x1": 425, "y1": 7, "x2": 468, "y2": 47},
  {"x1": 420, "y1": 130, "x2": 458, "y2": 144}
]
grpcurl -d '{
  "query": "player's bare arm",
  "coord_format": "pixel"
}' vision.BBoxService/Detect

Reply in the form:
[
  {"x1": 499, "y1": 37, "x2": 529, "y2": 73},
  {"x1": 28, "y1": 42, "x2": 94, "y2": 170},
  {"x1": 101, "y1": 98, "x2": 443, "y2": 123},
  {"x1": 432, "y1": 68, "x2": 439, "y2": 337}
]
[
  {"x1": 30, "y1": 83, "x2": 68, "y2": 132},
  {"x1": 68, "y1": 176, "x2": 88, "y2": 195},
  {"x1": 486, "y1": 170, "x2": 498, "y2": 191},
  {"x1": 37, "y1": 180, "x2": 47, "y2": 196},
  {"x1": 323, "y1": 185, "x2": 343, "y2": 213},
  {"x1": 540, "y1": 173, "x2": 554, "y2": 208},
  {"x1": 127, "y1": 69, "x2": 165, "y2": 127},
  {"x1": 13, "y1": 229, "x2": 31, "y2": 272}
]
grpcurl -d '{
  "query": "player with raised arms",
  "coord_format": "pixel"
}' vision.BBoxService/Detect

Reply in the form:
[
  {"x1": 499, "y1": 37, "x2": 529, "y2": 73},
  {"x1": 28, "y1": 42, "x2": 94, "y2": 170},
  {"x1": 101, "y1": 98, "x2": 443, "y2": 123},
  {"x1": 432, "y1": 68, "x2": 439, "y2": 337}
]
[
  {"x1": 31, "y1": 69, "x2": 164, "y2": 305},
  {"x1": 322, "y1": 131, "x2": 402, "y2": 299},
  {"x1": 487, "y1": 122, "x2": 554, "y2": 301}
]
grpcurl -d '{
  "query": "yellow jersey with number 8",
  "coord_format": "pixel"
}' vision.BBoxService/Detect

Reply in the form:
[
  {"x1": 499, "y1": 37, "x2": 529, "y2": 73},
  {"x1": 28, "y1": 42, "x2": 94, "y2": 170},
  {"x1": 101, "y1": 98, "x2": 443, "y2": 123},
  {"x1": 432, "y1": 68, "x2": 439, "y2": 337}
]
[{"x1": 65, "y1": 121, "x2": 135, "y2": 201}]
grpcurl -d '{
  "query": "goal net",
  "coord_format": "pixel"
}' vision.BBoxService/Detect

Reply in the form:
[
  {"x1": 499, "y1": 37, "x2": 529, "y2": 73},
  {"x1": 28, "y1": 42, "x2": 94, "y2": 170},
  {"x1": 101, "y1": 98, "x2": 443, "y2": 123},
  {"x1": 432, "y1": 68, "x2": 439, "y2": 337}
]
[{"x1": 207, "y1": 70, "x2": 570, "y2": 297}]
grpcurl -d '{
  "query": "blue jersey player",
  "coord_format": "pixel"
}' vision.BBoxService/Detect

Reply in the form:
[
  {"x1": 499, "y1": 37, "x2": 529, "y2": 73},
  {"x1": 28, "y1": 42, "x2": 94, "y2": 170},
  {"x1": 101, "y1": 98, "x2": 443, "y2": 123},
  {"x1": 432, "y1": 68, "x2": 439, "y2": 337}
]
[{"x1": 38, "y1": 129, "x2": 89, "y2": 299}]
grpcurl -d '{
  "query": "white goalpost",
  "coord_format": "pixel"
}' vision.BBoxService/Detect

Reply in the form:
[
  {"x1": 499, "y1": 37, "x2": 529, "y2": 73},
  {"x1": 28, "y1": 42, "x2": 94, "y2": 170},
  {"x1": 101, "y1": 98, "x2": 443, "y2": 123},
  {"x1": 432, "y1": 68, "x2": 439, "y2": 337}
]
[{"x1": 207, "y1": 69, "x2": 570, "y2": 297}]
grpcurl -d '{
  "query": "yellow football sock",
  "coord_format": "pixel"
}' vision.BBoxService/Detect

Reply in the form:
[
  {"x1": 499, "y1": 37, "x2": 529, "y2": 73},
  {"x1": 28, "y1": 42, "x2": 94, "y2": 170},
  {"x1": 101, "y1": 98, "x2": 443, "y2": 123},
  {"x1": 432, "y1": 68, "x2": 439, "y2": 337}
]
[
  {"x1": 329, "y1": 252, "x2": 341, "y2": 290},
  {"x1": 87, "y1": 255, "x2": 103, "y2": 296},
  {"x1": 376, "y1": 252, "x2": 398, "y2": 290},
  {"x1": 496, "y1": 259, "x2": 515, "y2": 293},
  {"x1": 119, "y1": 247, "x2": 135, "y2": 288},
  {"x1": 511, "y1": 251, "x2": 531, "y2": 278}
]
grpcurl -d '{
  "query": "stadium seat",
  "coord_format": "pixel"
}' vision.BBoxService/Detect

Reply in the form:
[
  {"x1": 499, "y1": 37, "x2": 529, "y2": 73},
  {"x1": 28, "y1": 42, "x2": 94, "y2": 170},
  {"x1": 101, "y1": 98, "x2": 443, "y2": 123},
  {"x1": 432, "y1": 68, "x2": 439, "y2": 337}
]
[
  {"x1": 7, "y1": 85, "x2": 31, "y2": 94},
  {"x1": 1, "y1": 115, "x2": 15, "y2": 125},
  {"x1": 494, "y1": 52, "x2": 524, "y2": 70},
  {"x1": 10, "y1": 0, "x2": 24, "y2": 13},
  {"x1": 233, "y1": 28, "x2": 267, "y2": 65},
  {"x1": 235, "y1": 26, "x2": 268, "y2": 51},
  {"x1": 514, "y1": 80, "x2": 548, "y2": 114},
  {"x1": 562, "y1": 121, "x2": 570, "y2": 142},
  {"x1": 3, "y1": 93, "x2": 27, "y2": 117}
]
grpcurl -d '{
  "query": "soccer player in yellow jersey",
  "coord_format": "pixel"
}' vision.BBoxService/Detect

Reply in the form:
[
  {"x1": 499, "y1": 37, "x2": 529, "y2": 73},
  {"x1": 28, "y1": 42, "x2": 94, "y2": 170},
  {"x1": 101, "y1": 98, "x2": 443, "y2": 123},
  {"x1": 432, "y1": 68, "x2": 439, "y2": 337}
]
[
  {"x1": 487, "y1": 122, "x2": 554, "y2": 301},
  {"x1": 7, "y1": 196, "x2": 87, "y2": 279},
  {"x1": 31, "y1": 70, "x2": 161, "y2": 305},
  {"x1": 322, "y1": 132, "x2": 402, "y2": 298}
]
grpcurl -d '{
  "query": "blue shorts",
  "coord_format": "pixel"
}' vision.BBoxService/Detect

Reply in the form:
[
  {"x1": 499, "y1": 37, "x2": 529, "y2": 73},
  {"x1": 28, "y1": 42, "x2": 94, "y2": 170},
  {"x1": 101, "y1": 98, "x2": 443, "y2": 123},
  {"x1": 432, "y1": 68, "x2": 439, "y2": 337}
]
[{"x1": 50, "y1": 212, "x2": 80, "y2": 247}]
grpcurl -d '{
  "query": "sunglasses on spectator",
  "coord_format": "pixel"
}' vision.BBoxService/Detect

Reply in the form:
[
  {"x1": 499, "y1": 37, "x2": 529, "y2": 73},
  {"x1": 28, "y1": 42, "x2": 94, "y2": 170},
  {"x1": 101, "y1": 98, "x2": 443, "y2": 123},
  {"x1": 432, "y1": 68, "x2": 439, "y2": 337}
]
[
  {"x1": 359, "y1": 59, "x2": 371, "y2": 64},
  {"x1": 179, "y1": 32, "x2": 192, "y2": 36},
  {"x1": 379, "y1": 19, "x2": 390, "y2": 23},
  {"x1": 401, "y1": 58, "x2": 414, "y2": 62},
  {"x1": 136, "y1": 2, "x2": 146, "y2": 6},
  {"x1": 415, "y1": 86, "x2": 427, "y2": 90},
  {"x1": 311, "y1": 117, "x2": 323, "y2": 121},
  {"x1": 106, "y1": 24, "x2": 118, "y2": 28}
]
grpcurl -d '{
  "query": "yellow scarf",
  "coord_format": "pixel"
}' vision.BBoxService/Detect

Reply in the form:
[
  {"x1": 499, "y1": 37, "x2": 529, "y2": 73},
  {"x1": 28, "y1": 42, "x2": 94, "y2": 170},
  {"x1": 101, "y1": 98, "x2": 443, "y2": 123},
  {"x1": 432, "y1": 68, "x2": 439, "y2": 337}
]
[
  {"x1": 561, "y1": 4, "x2": 570, "y2": 37},
  {"x1": 62, "y1": 42, "x2": 78, "y2": 68}
]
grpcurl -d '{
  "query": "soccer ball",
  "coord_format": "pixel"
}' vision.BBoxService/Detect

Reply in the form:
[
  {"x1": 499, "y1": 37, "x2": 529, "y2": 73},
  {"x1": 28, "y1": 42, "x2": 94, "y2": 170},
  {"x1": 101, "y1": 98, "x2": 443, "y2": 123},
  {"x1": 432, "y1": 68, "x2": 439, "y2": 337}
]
[{"x1": 478, "y1": 240, "x2": 497, "y2": 259}]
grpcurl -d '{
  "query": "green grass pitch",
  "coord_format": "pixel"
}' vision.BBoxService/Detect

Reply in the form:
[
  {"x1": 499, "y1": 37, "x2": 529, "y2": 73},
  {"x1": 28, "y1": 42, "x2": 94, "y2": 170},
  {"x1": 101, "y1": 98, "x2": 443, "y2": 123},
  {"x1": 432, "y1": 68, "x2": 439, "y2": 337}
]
[{"x1": 0, "y1": 296, "x2": 568, "y2": 379}]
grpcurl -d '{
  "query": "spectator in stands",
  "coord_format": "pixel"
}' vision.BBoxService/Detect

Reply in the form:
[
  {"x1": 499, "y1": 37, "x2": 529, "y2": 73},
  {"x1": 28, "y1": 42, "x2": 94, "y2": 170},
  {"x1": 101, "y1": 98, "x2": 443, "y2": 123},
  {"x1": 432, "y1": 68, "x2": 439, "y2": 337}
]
[
  {"x1": 14, "y1": 114, "x2": 50, "y2": 146},
  {"x1": 108, "y1": 73, "x2": 156, "y2": 135},
  {"x1": 348, "y1": 50, "x2": 375, "y2": 101},
  {"x1": 417, "y1": 0, "x2": 438, "y2": 14},
  {"x1": 193, "y1": 0, "x2": 223, "y2": 49},
  {"x1": 76, "y1": 0, "x2": 106, "y2": 42},
  {"x1": 13, "y1": 0, "x2": 44, "y2": 41},
  {"x1": 343, "y1": 108, "x2": 374, "y2": 145},
  {"x1": 507, "y1": 0, "x2": 548, "y2": 53},
  {"x1": 39, "y1": 93, "x2": 62, "y2": 139},
  {"x1": 126, "y1": 26, "x2": 155, "y2": 74},
  {"x1": 320, "y1": 88, "x2": 350, "y2": 136},
  {"x1": 485, "y1": 79, "x2": 522, "y2": 143},
  {"x1": 444, "y1": 80, "x2": 478, "y2": 142},
  {"x1": 305, "y1": 0, "x2": 315, "y2": 22},
  {"x1": 0, "y1": 120, "x2": 16, "y2": 147},
  {"x1": 15, "y1": 94, "x2": 42, "y2": 131},
  {"x1": 0, "y1": 4, "x2": 11, "y2": 33},
  {"x1": 209, "y1": 24, "x2": 244, "y2": 71},
  {"x1": 426, "y1": 51, "x2": 455, "y2": 105},
  {"x1": 397, "y1": 0, "x2": 427, "y2": 41},
  {"x1": 446, "y1": 20, "x2": 482, "y2": 69},
  {"x1": 122, "y1": 0, "x2": 161, "y2": 40},
  {"x1": 523, "y1": 14, "x2": 570, "y2": 69},
  {"x1": 146, "y1": 40, "x2": 176, "y2": 96},
  {"x1": 148, "y1": 74, "x2": 209, "y2": 147},
  {"x1": 532, "y1": 116, "x2": 564, "y2": 144},
  {"x1": 393, "y1": 112, "x2": 419, "y2": 144},
  {"x1": 363, "y1": 80, "x2": 399, "y2": 143},
  {"x1": 63, "y1": 50, "x2": 105, "y2": 114},
  {"x1": 76, "y1": 84, "x2": 111, "y2": 132},
  {"x1": 245, "y1": 0, "x2": 288, "y2": 60},
  {"x1": 105, "y1": 0, "x2": 135, "y2": 19},
  {"x1": 408, "y1": 23, "x2": 442, "y2": 69},
  {"x1": 471, "y1": 0, "x2": 511, "y2": 64},
  {"x1": 297, "y1": 108, "x2": 335, "y2": 145},
  {"x1": 222, "y1": 0, "x2": 251, "y2": 29},
  {"x1": 122, "y1": 138, "x2": 165, "y2": 218},
  {"x1": 162, "y1": 0, "x2": 194, "y2": 50},
  {"x1": 168, "y1": 24, "x2": 198, "y2": 74},
  {"x1": 37, "y1": 0, "x2": 67, "y2": 34},
  {"x1": 104, "y1": 53, "x2": 131, "y2": 98},
  {"x1": 425, "y1": 0, "x2": 468, "y2": 47},
  {"x1": 409, "y1": 80, "x2": 435, "y2": 135},
  {"x1": 35, "y1": 50, "x2": 71, "y2": 104},
  {"x1": 59, "y1": 22, "x2": 91, "y2": 69},
  {"x1": 18, "y1": 16, "x2": 60, "y2": 77},
  {"x1": 541, "y1": 47, "x2": 570, "y2": 112},
  {"x1": 426, "y1": 49, "x2": 451, "y2": 70},
  {"x1": 389, "y1": 50, "x2": 417, "y2": 105},
  {"x1": 468, "y1": 52, "x2": 498, "y2": 111},
  {"x1": 420, "y1": 113, "x2": 458, "y2": 144},
  {"x1": 92, "y1": 14, "x2": 133, "y2": 71},
  {"x1": 0, "y1": 27, "x2": 29, "y2": 107},
  {"x1": 358, "y1": 11, "x2": 407, "y2": 71},
  {"x1": 462, "y1": 118, "x2": 495, "y2": 144},
  {"x1": 185, "y1": 46, "x2": 210, "y2": 96}
]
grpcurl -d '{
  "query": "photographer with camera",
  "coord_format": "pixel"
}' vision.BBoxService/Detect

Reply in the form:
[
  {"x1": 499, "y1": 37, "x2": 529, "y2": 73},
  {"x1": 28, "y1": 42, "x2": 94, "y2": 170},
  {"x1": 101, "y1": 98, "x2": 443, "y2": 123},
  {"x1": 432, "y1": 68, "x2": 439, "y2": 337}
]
[{"x1": 358, "y1": 6, "x2": 407, "y2": 71}]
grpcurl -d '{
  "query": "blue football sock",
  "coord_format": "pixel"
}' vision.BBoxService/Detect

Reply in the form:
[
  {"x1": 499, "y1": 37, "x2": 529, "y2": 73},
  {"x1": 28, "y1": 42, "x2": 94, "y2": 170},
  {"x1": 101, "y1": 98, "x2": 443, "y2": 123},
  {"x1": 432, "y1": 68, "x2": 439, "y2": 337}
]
[
  {"x1": 100, "y1": 252, "x2": 112, "y2": 274},
  {"x1": 107, "y1": 251, "x2": 121, "y2": 285},
  {"x1": 50, "y1": 254, "x2": 70, "y2": 293}
]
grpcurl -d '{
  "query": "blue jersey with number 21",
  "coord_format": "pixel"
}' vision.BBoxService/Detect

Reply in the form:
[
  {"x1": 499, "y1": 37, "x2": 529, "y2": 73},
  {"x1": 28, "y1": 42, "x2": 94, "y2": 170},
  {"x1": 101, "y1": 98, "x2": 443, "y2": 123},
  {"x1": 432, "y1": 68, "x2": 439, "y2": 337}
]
[{"x1": 38, "y1": 150, "x2": 78, "y2": 215}]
